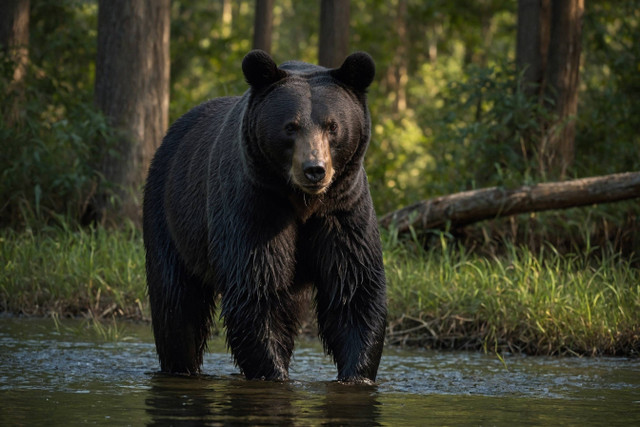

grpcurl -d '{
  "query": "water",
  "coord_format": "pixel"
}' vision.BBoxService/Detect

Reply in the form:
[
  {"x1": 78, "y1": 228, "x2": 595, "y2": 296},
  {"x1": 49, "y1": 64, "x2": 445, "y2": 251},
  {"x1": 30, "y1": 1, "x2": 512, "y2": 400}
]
[{"x1": 1, "y1": 317, "x2": 638, "y2": 425}]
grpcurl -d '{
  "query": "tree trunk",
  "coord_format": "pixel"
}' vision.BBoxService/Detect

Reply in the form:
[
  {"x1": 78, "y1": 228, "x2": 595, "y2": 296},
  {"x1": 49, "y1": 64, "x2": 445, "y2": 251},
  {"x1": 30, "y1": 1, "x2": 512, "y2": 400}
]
[
  {"x1": 543, "y1": 0, "x2": 584, "y2": 178},
  {"x1": 516, "y1": 0, "x2": 551, "y2": 95},
  {"x1": 379, "y1": 172, "x2": 640, "y2": 234},
  {"x1": 318, "y1": 0, "x2": 350, "y2": 68},
  {"x1": 0, "y1": 0, "x2": 30, "y2": 126},
  {"x1": 516, "y1": 0, "x2": 583, "y2": 178},
  {"x1": 252, "y1": 0, "x2": 274, "y2": 54},
  {"x1": 92, "y1": 0, "x2": 170, "y2": 224},
  {"x1": 516, "y1": 0, "x2": 544, "y2": 95}
]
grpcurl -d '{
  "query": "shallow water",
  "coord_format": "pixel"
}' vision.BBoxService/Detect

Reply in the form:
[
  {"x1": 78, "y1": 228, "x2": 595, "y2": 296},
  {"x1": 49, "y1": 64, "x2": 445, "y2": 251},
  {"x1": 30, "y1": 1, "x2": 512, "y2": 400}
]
[{"x1": 1, "y1": 317, "x2": 638, "y2": 425}]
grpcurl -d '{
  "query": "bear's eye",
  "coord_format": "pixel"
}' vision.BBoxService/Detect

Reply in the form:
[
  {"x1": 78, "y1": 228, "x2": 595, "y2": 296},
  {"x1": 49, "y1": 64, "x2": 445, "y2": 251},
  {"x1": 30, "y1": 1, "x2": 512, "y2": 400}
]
[
  {"x1": 327, "y1": 121, "x2": 338, "y2": 134},
  {"x1": 284, "y1": 122, "x2": 299, "y2": 135}
]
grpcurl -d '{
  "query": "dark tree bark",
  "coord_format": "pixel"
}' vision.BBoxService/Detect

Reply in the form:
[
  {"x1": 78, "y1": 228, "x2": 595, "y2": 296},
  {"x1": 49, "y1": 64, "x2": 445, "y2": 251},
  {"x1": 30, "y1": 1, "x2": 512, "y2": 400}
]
[
  {"x1": 516, "y1": 0, "x2": 583, "y2": 178},
  {"x1": 92, "y1": 0, "x2": 170, "y2": 224},
  {"x1": 0, "y1": 0, "x2": 30, "y2": 126},
  {"x1": 252, "y1": 0, "x2": 274, "y2": 54},
  {"x1": 380, "y1": 172, "x2": 640, "y2": 235},
  {"x1": 318, "y1": 0, "x2": 350, "y2": 68},
  {"x1": 516, "y1": 0, "x2": 544, "y2": 95},
  {"x1": 543, "y1": 0, "x2": 584, "y2": 177}
]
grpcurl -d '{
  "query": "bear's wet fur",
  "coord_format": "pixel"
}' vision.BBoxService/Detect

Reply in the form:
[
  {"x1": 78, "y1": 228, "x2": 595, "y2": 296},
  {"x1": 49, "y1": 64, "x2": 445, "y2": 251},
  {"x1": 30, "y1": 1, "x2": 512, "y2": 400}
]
[{"x1": 143, "y1": 50, "x2": 386, "y2": 382}]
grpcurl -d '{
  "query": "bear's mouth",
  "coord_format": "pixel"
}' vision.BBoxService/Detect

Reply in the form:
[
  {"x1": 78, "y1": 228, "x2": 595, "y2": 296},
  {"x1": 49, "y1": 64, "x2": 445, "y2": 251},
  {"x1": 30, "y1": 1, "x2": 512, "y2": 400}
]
[{"x1": 299, "y1": 182, "x2": 328, "y2": 195}]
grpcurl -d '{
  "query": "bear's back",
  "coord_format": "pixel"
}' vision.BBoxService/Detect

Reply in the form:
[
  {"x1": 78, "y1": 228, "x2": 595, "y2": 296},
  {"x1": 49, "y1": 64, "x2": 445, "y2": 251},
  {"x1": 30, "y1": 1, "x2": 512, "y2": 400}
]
[{"x1": 155, "y1": 95, "x2": 243, "y2": 278}]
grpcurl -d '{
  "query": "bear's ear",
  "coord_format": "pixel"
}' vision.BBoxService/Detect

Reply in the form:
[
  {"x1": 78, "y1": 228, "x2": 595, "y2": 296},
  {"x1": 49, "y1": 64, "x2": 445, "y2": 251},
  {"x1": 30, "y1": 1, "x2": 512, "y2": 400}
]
[
  {"x1": 242, "y1": 50, "x2": 287, "y2": 90},
  {"x1": 330, "y1": 51, "x2": 376, "y2": 92}
]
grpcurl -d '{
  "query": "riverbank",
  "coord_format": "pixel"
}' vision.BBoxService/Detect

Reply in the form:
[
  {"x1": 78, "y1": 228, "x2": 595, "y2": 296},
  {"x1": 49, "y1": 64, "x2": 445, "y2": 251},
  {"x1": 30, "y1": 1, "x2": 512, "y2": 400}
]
[{"x1": 1, "y1": 224, "x2": 638, "y2": 356}]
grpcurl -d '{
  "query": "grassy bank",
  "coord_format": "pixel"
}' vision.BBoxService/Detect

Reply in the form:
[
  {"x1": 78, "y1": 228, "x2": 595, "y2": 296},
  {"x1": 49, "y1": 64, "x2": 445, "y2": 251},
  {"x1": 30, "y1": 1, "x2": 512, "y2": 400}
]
[
  {"x1": 1, "y1": 224, "x2": 638, "y2": 356},
  {"x1": 383, "y1": 231, "x2": 639, "y2": 356},
  {"x1": 0, "y1": 223, "x2": 147, "y2": 319}
]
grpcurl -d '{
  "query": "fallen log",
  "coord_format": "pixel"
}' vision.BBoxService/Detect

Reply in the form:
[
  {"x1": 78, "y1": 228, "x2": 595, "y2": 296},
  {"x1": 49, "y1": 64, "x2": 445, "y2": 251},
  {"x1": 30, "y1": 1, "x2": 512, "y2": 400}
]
[{"x1": 379, "y1": 171, "x2": 640, "y2": 234}]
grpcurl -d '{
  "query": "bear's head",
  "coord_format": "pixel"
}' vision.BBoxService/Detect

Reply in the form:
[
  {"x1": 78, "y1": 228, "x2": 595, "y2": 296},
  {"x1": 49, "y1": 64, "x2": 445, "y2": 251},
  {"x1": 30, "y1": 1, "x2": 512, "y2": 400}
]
[{"x1": 241, "y1": 50, "x2": 375, "y2": 196}]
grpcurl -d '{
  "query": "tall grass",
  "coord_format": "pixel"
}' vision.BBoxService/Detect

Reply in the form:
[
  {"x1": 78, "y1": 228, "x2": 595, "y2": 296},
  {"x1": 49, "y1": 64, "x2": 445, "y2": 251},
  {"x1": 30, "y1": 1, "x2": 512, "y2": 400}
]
[
  {"x1": 0, "y1": 220, "x2": 146, "y2": 318},
  {"x1": 1, "y1": 223, "x2": 638, "y2": 355},
  {"x1": 383, "y1": 229, "x2": 640, "y2": 356}
]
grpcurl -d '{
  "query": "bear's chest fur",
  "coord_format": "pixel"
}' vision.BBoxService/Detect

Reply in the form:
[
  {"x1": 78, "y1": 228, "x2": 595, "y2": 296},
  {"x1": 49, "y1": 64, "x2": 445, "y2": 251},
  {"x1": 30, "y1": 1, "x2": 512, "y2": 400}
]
[{"x1": 287, "y1": 192, "x2": 323, "y2": 223}]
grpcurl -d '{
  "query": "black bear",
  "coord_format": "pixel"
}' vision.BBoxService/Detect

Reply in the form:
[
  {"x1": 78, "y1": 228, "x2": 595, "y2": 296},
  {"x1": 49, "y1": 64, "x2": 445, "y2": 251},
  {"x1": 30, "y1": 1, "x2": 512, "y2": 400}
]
[{"x1": 143, "y1": 50, "x2": 386, "y2": 383}]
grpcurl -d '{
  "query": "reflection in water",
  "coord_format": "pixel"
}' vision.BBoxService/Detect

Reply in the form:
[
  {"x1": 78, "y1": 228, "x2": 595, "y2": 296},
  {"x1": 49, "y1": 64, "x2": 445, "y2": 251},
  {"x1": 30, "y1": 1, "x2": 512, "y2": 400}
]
[
  {"x1": 146, "y1": 375, "x2": 218, "y2": 425},
  {"x1": 320, "y1": 382, "x2": 381, "y2": 425},
  {"x1": 216, "y1": 380, "x2": 296, "y2": 425},
  {"x1": 145, "y1": 374, "x2": 383, "y2": 425}
]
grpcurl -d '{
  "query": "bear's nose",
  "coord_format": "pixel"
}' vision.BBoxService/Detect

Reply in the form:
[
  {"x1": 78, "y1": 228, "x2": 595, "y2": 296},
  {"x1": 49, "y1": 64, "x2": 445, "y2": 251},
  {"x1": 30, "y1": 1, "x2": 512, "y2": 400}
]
[{"x1": 303, "y1": 161, "x2": 326, "y2": 183}]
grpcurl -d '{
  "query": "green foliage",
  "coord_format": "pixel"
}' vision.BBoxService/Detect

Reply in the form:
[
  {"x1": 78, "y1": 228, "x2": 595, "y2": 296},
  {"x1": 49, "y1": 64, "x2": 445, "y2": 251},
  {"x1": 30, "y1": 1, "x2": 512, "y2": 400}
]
[
  {"x1": 169, "y1": 0, "x2": 320, "y2": 122},
  {"x1": 431, "y1": 64, "x2": 554, "y2": 188},
  {"x1": 577, "y1": 1, "x2": 640, "y2": 176},
  {"x1": 0, "y1": 84, "x2": 113, "y2": 225},
  {"x1": 366, "y1": 60, "x2": 554, "y2": 214},
  {"x1": 0, "y1": 0, "x2": 115, "y2": 227},
  {"x1": 360, "y1": 0, "x2": 639, "y2": 215},
  {"x1": 169, "y1": 1, "x2": 253, "y2": 121}
]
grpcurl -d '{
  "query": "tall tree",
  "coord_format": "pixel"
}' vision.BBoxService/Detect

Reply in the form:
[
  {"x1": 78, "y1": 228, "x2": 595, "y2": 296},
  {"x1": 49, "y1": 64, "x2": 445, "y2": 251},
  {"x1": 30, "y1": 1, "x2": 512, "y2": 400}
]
[
  {"x1": 252, "y1": 0, "x2": 274, "y2": 54},
  {"x1": 516, "y1": 0, "x2": 547, "y2": 96},
  {"x1": 517, "y1": 0, "x2": 584, "y2": 177},
  {"x1": 0, "y1": 0, "x2": 30, "y2": 126},
  {"x1": 543, "y1": 0, "x2": 583, "y2": 177},
  {"x1": 318, "y1": 0, "x2": 350, "y2": 68},
  {"x1": 92, "y1": 0, "x2": 170, "y2": 224}
]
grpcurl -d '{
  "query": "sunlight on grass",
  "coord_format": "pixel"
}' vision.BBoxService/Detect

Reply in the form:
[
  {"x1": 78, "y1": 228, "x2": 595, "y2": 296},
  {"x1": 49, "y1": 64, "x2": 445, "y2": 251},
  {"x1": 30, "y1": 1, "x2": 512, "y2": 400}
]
[{"x1": 383, "y1": 228, "x2": 640, "y2": 356}]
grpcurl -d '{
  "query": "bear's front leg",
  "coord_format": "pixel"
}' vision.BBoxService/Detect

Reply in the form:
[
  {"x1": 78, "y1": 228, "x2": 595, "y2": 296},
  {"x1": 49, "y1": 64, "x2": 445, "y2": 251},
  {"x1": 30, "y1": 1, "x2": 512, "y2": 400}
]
[
  {"x1": 215, "y1": 221, "x2": 302, "y2": 381},
  {"x1": 307, "y1": 211, "x2": 387, "y2": 383},
  {"x1": 221, "y1": 284, "x2": 302, "y2": 381}
]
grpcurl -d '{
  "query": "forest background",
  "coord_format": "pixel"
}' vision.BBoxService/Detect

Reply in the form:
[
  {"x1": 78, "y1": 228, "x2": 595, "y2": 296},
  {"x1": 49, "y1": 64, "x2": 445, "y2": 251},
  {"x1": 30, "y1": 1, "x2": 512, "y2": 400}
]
[{"x1": 1, "y1": 0, "x2": 638, "y2": 355}]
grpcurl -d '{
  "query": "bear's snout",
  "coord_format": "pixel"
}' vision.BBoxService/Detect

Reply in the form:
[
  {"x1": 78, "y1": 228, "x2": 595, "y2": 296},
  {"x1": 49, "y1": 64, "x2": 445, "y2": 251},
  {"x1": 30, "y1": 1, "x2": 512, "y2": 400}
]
[{"x1": 291, "y1": 135, "x2": 334, "y2": 194}]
